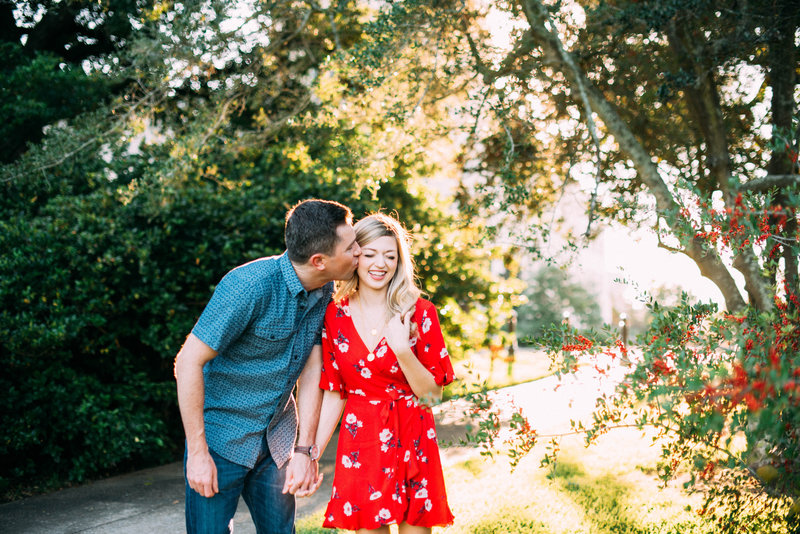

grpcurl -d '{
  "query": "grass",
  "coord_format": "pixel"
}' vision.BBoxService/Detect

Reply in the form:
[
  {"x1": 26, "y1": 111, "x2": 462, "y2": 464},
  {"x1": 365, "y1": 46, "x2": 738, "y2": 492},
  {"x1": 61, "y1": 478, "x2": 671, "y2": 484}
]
[
  {"x1": 439, "y1": 428, "x2": 713, "y2": 534},
  {"x1": 298, "y1": 426, "x2": 719, "y2": 534}
]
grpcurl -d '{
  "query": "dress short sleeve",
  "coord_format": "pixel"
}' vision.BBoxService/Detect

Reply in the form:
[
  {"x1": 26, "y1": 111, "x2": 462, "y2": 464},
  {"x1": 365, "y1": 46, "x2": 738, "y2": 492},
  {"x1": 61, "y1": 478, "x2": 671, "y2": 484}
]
[
  {"x1": 413, "y1": 299, "x2": 455, "y2": 386},
  {"x1": 319, "y1": 308, "x2": 346, "y2": 397}
]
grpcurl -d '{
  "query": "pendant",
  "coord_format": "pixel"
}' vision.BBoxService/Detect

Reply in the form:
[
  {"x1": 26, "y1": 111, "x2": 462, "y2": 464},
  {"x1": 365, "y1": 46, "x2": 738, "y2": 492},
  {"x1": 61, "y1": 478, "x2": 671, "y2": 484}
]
[
  {"x1": 367, "y1": 353, "x2": 375, "y2": 362},
  {"x1": 370, "y1": 329, "x2": 377, "y2": 336}
]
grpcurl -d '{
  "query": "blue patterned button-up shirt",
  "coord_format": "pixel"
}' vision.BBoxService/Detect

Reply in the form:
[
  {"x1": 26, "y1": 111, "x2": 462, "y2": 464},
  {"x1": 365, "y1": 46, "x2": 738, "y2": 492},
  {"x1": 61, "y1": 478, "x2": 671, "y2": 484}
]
[{"x1": 191, "y1": 252, "x2": 332, "y2": 469}]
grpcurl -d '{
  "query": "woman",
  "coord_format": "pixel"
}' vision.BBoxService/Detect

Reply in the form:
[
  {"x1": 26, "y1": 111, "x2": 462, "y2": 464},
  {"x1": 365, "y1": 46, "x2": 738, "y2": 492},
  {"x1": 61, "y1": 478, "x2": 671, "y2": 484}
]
[{"x1": 314, "y1": 213, "x2": 455, "y2": 533}]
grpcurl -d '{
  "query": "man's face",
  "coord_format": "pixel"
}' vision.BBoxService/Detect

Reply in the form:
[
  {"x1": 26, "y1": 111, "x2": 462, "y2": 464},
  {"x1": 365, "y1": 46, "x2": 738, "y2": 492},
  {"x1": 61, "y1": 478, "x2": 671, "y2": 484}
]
[{"x1": 325, "y1": 224, "x2": 361, "y2": 280}]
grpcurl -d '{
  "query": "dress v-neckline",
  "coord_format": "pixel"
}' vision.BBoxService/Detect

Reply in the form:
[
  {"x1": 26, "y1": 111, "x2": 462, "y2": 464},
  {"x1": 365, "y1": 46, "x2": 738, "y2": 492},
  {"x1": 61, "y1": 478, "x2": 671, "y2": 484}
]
[{"x1": 346, "y1": 297, "x2": 386, "y2": 357}]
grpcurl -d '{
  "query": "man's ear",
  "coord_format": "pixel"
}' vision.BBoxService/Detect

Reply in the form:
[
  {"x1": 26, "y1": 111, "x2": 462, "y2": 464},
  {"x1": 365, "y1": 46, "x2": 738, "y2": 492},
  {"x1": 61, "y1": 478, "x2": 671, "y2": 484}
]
[{"x1": 308, "y1": 253, "x2": 326, "y2": 271}]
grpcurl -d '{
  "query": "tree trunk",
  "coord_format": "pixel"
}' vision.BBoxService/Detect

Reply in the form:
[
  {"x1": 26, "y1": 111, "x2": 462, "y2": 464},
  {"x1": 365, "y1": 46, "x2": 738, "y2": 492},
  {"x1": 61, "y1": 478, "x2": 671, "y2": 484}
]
[{"x1": 665, "y1": 17, "x2": 774, "y2": 311}]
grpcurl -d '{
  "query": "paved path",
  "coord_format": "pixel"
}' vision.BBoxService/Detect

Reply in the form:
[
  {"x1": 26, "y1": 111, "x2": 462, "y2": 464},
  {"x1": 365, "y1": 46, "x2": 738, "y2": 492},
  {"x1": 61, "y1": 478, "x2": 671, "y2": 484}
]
[{"x1": 1, "y1": 353, "x2": 627, "y2": 533}]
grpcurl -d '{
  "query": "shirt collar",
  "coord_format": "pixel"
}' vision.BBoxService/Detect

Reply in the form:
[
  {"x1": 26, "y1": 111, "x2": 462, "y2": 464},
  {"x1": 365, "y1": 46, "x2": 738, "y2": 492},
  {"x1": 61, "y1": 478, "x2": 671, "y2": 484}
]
[{"x1": 279, "y1": 252, "x2": 307, "y2": 298}]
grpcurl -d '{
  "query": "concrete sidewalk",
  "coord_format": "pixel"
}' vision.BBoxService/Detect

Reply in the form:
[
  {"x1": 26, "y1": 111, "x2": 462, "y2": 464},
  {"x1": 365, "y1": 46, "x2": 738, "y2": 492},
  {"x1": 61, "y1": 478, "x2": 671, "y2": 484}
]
[
  {"x1": 1, "y1": 357, "x2": 625, "y2": 533},
  {"x1": 0, "y1": 415, "x2": 476, "y2": 534}
]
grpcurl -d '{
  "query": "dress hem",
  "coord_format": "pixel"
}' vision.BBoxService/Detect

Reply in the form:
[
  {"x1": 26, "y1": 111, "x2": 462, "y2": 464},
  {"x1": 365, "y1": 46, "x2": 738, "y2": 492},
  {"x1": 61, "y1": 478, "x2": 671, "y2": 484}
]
[{"x1": 322, "y1": 517, "x2": 455, "y2": 530}]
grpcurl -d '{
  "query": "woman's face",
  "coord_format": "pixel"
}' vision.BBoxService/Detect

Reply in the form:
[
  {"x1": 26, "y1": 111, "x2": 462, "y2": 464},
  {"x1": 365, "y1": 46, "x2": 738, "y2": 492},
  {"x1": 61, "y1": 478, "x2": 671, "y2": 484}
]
[{"x1": 357, "y1": 235, "x2": 398, "y2": 292}]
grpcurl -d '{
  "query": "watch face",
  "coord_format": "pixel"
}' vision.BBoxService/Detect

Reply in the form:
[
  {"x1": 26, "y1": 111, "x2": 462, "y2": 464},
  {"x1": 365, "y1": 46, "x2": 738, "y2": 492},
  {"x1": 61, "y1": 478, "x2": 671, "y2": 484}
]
[{"x1": 310, "y1": 444, "x2": 320, "y2": 461}]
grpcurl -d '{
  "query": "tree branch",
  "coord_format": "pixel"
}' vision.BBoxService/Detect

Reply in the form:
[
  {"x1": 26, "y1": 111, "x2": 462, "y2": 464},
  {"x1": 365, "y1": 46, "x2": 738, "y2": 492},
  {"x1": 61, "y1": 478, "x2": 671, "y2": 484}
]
[
  {"x1": 739, "y1": 174, "x2": 800, "y2": 192},
  {"x1": 520, "y1": 1, "x2": 603, "y2": 239}
]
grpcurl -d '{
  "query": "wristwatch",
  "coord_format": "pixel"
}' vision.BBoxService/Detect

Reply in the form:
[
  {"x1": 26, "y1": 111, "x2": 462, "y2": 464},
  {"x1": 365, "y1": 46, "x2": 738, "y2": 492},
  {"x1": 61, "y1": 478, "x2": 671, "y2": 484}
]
[{"x1": 294, "y1": 444, "x2": 320, "y2": 461}]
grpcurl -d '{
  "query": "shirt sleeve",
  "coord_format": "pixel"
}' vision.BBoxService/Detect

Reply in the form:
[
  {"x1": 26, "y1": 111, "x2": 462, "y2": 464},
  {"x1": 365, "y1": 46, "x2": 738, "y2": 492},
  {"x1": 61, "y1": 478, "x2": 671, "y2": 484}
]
[
  {"x1": 319, "y1": 314, "x2": 346, "y2": 397},
  {"x1": 413, "y1": 300, "x2": 455, "y2": 386},
  {"x1": 191, "y1": 269, "x2": 259, "y2": 354}
]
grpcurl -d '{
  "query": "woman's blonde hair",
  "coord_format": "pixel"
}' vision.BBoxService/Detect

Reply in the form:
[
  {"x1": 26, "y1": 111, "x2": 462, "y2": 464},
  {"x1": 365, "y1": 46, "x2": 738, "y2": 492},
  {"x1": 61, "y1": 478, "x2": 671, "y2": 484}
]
[{"x1": 334, "y1": 213, "x2": 421, "y2": 316}]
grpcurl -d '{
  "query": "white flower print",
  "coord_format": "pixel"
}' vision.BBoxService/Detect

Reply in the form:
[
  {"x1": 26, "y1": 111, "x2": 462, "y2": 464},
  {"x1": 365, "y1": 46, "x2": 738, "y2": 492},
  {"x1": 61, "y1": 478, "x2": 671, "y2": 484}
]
[
  {"x1": 421, "y1": 478, "x2": 428, "y2": 487},
  {"x1": 424, "y1": 499, "x2": 432, "y2": 511},
  {"x1": 427, "y1": 428, "x2": 436, "y2": 439},
  {"x1": 421, "y1": 315, "x2": 432, "y2": 334},
  {"x1": 332, "y1": 360, "x2": 339, "y2": 370},
  {"x1": 375, "y1": 345, "x2": 388, "y2": 358},
  {"x1": 404, "y1": 450, "x2": 411, "y2": 462},
  {"x1": 369, "y1": 490, "x2": 382, "y2": 501},
  {"x1": 353, "y1": 389, "x2": 366, "y2": 396},
  {"x1": 440, "y1": 347, "x2": 449, "y2": 358},
  {"x1": 410, "y1": 336, "x2": 418, "y2": 347},
  {"x1": 322, "y1": 328, "x2": 328, "y2": 339},
  {"x1": 341, "y1": 455, "x2": 352, "y2": 468},
  {"x1": 360, "y1": 367, "x2": 372, "y2": 379},
  {"x1": 379, "y1": 429, "x2": 393, "y2": 442},
  {"x1": 378, "y1": 508, "x2": 392, "y2": 520},
  {"x1": 344, "y1": 413, "x2": 363, "y2": 437},
  {"x1": 389, "y1": 364, "x2": 399, "y2": 374},
  {"x1": 415, "y1": 488, "x2": 428, "y2": 499},
  {"x1": 342, "y1": 304, "x2": 351, "y2": 316},
  {"x1": 338, "y1": 342, "x2": 349, "y2": 353},
  {"x1": 343, "y1": 501, "x2": 353, "y2": 516}
]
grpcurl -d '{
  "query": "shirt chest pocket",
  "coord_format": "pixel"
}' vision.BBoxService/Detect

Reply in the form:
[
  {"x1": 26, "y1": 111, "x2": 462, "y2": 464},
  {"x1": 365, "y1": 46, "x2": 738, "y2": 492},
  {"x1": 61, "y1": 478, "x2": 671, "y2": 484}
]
[{"x1": 248, "y1": 323, "x2": 295, "y2": 357}]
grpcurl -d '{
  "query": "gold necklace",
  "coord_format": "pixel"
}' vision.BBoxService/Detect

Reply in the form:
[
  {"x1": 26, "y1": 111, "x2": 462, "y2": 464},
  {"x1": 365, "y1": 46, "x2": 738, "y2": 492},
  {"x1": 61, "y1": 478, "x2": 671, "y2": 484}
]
[{"x1": 355, "y1": 294, "x2": 388, "y2": 361}]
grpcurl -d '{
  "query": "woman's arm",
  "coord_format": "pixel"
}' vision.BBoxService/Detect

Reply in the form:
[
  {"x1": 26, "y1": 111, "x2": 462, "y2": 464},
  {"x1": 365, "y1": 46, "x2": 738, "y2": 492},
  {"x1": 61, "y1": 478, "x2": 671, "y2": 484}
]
[
  {"x1": 315, "y1": 390, "x2": 347, "y2": 456},
  {"x1": 284, "y1": 344, "x2": 324, "y2": 496},
  {"x1": 385, "y1": 311, "x2": 443, "y2": 404}
]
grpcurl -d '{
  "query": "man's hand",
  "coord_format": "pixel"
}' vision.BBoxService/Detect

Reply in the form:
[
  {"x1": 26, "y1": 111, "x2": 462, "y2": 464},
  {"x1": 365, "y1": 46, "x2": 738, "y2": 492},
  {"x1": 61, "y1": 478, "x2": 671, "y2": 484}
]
[
  {"x1": 282, "y1": 454, "x2": 323, "y2": 496},
  {"x1": 186, "y1": 449, "x2": 219, "y2": 498},
  {"x1": 295, "y1": 459, "x2": 324, "y2": 498}
]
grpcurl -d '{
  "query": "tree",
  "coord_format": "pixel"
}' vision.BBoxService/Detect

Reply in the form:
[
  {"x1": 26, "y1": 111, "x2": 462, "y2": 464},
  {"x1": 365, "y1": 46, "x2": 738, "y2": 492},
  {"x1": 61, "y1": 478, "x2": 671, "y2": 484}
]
[
  {"x1": 333, "y1": 0, "x2": 798, "y2": 529},
  {"x1": 0, "y1": 1, "x2": 148, "y2": 163}
]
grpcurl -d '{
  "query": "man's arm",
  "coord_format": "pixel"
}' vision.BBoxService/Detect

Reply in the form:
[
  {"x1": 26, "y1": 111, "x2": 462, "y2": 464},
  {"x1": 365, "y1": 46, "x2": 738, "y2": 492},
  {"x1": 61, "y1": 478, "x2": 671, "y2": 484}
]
[
  {"x1": 174, "y1": 333, "x2": 219, "y2": 498},
  {"x1": 283, "y1": 344, "x2": 324, "y2": 496}
]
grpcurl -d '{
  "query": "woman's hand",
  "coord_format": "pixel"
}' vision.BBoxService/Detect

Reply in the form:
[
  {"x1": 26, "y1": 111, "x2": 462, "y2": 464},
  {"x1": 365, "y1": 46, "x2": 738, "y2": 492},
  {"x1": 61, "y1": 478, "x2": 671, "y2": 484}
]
[{"x1": 385, "y1": 310, "x2": 414, "y2": 357}]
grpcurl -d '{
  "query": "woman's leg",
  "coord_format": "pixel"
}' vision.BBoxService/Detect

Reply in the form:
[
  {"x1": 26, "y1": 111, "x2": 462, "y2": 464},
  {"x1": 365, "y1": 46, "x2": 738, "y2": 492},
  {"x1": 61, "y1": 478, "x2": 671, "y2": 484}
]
[
  {"x1": 398, "y1": 523, "x2": 431, "y2": 534},
  {"x1": 355, "y1": 527, "x2": 392, "y2": 534}
]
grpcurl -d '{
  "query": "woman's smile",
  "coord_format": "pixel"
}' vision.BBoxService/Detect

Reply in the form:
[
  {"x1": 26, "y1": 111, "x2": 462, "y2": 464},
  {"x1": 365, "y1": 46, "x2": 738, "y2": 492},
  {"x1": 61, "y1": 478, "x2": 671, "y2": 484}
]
[{"x1": 357, "y1": 235, "x2": 398, "y2": 290}]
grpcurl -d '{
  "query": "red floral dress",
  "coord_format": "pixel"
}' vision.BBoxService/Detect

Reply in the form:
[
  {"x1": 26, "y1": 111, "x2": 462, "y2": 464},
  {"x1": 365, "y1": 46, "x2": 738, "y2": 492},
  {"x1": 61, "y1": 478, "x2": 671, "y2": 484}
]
[{"x1": 319, "y1": 297, "x2": 455, "y2": 530}]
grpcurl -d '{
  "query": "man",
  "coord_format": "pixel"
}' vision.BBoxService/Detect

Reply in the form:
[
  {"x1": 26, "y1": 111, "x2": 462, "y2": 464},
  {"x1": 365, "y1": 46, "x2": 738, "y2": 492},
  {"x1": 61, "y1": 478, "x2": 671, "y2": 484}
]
[{"x1": 174, "y1": 199, "x2": 361, "y2": 534}]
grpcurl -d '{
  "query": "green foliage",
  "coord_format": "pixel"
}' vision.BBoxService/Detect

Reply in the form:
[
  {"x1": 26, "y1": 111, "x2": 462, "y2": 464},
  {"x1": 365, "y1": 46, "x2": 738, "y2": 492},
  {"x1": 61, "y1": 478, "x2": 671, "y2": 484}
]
[
  {"x1": 521, "y1": 291, "x2": 800, "y2": 531},
  {"x1": 0, "y1": 42, "x2": 112, "y2": 163},
  {"x1": 1, "y1": 0, "x2": 147, "y2": 163}
]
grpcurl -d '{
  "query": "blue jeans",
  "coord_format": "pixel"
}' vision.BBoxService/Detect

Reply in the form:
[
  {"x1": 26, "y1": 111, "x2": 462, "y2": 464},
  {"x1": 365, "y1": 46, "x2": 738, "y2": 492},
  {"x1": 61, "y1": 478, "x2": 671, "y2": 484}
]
[{"x1": 184, "y1": 441, "x2": 296, "y2": 534}]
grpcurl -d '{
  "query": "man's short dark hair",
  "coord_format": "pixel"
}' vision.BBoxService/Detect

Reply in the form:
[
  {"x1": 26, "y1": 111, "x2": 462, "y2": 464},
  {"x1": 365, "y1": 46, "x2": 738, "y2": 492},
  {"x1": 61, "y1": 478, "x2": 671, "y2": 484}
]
[{"x1": 285, "y1": 199, "x2": 353, "y2": 264}]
